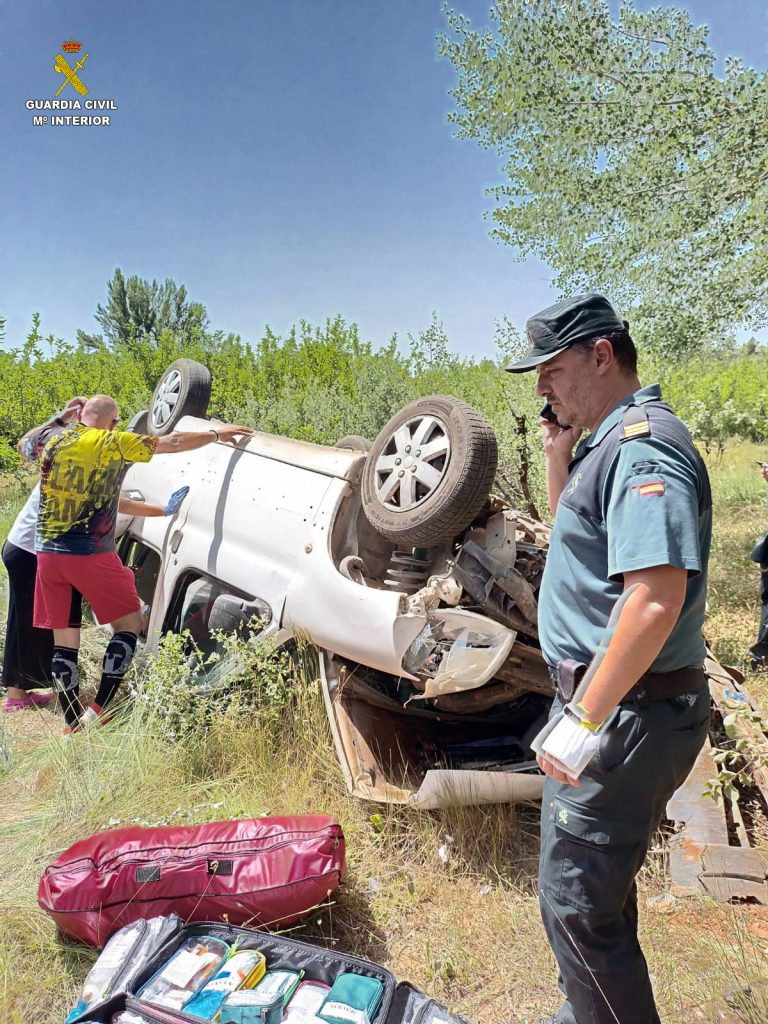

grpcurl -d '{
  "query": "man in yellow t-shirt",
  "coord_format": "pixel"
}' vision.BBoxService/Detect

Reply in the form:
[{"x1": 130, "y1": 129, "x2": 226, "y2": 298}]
[{"x1": 33, "y1": 394, "x2": 253, "y2": 731}]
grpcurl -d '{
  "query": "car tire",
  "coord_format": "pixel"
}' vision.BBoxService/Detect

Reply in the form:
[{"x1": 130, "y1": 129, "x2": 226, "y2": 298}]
[
  {"x1": 334, "y1": 434, "x2": 372, "y2": 452},
  {"x1": 361, "y1": 394, "x2": 498, "y2": 546},
  {"x1": 127, "y1": 409, "x2": 150, "y2": 434},
  {"x1": 148, "y1": 358, "x2": 212, "y2": 436}
]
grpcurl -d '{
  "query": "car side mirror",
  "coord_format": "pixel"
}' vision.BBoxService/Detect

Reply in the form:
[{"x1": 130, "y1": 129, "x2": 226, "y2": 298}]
[{"x1": 207, "y1": 594, "x2": 272, "y2": 636}]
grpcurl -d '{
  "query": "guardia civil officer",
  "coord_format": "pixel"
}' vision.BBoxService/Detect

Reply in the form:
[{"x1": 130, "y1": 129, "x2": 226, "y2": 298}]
[{"x1": 507, "y1": 294, "x2": 712, "y2": 1024}]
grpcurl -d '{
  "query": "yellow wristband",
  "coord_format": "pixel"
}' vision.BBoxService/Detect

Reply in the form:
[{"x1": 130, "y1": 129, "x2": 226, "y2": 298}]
[{"x1": 575, "y1": 702, "x2": 603, "y2": 732}]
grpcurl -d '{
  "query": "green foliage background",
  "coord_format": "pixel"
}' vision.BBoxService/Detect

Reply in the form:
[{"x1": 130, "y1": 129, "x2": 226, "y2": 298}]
[
  {"x1": 1, "y1": 305, "x2": 767, "y2": 519},
  {"x1": 0, "y1": 309, "x2": 555, "y2": 516}
]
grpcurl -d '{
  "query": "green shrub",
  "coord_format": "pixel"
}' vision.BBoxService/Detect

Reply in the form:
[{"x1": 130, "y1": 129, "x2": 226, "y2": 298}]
[
  {"x1": 2, "y1": 312, "x2": 551, "y2": 519},
  {"x1": 130, "y1": 626, "x2": 297, "y2": 741}
]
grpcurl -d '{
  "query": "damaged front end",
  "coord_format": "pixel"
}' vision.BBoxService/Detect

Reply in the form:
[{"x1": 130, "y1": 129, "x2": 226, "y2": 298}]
[{"x1": 320, "y1": 502, "x2": 555, "y2": 807}]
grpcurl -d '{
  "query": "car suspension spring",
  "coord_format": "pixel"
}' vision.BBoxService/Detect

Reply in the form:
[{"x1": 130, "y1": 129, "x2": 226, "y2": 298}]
[{"x1": 384, "y1": 548, "x2": 432, "y2": 592}]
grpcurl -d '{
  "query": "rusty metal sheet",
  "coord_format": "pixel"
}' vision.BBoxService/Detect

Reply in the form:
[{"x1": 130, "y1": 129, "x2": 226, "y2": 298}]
[
  {"x1": 700, "y1": 845, "x2": 768, "y2": 902},
  {"x1": 666, "y1": 658, "x2": 768, "y2": 902},
  {"x1": 705, "y1": 654, "x2": 768, "y2": 809},
  {"x1": 667, "y1": 739, "x2": 730, "y2": 894}
]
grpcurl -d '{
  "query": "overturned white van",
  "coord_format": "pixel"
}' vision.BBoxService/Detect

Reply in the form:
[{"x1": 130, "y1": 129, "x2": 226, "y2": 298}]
[{"x1": 118, "y1": 359, "x2": 554, "y2": 809}]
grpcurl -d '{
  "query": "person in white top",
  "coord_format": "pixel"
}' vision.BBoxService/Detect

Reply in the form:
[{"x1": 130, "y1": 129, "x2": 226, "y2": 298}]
[{"x1": 2, "y1": 399, "x2": 188, "y2": 713}]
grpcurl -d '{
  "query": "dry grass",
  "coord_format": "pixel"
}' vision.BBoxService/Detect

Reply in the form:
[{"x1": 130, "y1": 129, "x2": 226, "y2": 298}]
[
  {"x1": 703, "y1": 444, "x2": 768, "y2": 709},
  {"x1": 1, "y1": 446, "x2": 767, "y2": 1023},
  {"x1": 2, "y1": 693, "x2": 767, "y2": 1024}
]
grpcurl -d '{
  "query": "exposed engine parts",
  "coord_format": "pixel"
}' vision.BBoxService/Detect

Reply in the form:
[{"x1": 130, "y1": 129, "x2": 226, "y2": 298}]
[
  {"x1": 335, "y1": 500, "x2": 550, "y2": 702},
  {"x1": 384, "y1": 549, "x2": 432, "y2": 592}
]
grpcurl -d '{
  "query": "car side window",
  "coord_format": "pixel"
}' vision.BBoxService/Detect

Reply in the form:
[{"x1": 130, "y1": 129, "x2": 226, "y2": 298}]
[
  {"x1": 163, "y1": 572, "x2": 270, "y2": 664},
  {"x1": 117, "y1": 535, "x2": 162, "y2": 607}
]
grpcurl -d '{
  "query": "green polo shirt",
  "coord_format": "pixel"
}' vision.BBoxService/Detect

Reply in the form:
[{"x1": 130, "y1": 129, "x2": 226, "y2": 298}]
[{"x1": 538, "y1": 384, "x2": 711, "y2": 672}]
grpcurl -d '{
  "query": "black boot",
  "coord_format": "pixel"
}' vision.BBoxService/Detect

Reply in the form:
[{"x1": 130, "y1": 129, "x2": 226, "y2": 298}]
[{"x1": 749, "y1": 642, "x2": 768, "y2": 670}]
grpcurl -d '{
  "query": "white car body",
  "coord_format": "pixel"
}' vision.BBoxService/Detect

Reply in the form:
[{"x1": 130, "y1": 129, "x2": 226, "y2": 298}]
[{"x1": 119, "y1": 415, "x2": 551, "y2": 808}]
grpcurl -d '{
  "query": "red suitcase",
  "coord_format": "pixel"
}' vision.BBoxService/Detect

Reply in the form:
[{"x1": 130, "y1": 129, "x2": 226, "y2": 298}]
[{"x1": 38, "y1": 815, "x2": 345, "y2": 947}]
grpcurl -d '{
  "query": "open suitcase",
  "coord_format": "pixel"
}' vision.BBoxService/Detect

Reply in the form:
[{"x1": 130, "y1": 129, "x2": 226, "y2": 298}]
[{"x1": 70, "y1": 917, "x2": 472, "y2": 1024}]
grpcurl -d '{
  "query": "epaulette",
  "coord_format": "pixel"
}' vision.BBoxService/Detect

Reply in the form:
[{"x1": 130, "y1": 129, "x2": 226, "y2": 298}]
[{"x1": 620, "y1": 404, "x2": 651, "y2": 442}]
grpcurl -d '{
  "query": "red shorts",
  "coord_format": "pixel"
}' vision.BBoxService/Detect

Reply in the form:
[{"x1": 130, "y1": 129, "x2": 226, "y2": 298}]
[{"x1": 34, "y1": 551, "x2": 141, "y2": 630}]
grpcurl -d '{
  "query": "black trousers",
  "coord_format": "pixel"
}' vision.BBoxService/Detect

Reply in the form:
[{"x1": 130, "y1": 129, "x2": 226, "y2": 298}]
[
  {"x1": 1, "y1": 540, "x2": 81, "y2": 691},
  {"x1": 757, "y1": 568, "x2": 768, "y2": 648},
  {"x1": 538, "y1": 687, "x2": 710, "y2": 1024}
]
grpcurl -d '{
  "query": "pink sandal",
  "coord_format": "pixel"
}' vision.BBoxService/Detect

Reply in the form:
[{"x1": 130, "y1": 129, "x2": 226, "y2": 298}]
[{"x1": 3, "y1": 692, "x2": 54, "y2": 713}]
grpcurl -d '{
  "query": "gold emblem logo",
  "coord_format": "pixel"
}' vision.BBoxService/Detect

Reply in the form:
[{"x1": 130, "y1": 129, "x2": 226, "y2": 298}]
[
  {"x1": 565, "y1": 471, "x2": 582, "y2": 496},
  {"x1": 54, "y1": 49, "x2": 89, "y2": 97}
]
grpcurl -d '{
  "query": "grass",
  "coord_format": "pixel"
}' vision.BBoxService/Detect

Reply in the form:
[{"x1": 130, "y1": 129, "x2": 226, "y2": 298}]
[
  {"x1": 1, "y1": 447, "x2": 768, "y2": 1023},
  {"x1": 0, "y1": 469, "x2": 36, "y2": 564},
  {"x1": 703, "y1": 443, "x2": 768, "y2": 709}
]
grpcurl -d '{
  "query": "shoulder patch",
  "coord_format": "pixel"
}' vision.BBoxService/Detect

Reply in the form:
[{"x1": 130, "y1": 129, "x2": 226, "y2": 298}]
[
  {"x1": 631, "y1": 480, "x2": 666, "y2": 498},
  {"x1": 620, "y1": 404, "x2": 651, "y2": 441}
]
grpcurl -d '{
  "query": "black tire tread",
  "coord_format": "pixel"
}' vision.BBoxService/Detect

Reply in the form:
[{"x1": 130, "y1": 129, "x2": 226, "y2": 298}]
[
  {"x1": 149, "y1": 358, "x2": 212, "y2": 436},
  {"x1": 127, "y1": 409, "x2": 150, "y2": 435},
  {"x1": 361, "y1": 395, "x2": 498, "y2": 546},
  {"x1": 335, "y1": 434, "x2": 372, "y2": 452}
]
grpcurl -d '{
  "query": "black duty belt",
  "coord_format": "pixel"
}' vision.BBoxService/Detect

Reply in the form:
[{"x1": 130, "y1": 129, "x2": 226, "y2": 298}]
[{"x1": 546, "y1": 662, "x2": 706, "y2": 706}]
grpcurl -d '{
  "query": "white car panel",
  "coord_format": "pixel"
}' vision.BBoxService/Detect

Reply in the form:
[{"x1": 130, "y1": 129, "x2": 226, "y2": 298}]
[{"x1": 120, "y1": 406, "x2": 552, "y2": 810}]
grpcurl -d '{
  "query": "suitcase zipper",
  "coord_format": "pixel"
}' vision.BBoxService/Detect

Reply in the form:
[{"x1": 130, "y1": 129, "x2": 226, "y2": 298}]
[
  {"x1": 46, "y1": 826, "x2": 343, "y2": 876},
  {"x1": 107, "y1": 917, "x2": 148, "y2": 994},
  {"x1": 98, "y1": 825, "x2": 342, "y2": 872},
  {"x1": 128, "y1": 991, "x2": 257, "y2": 1024},
  {"x1": 410, "y1": 996, "x2": 471, "y2": 1024},
  {"x1": 412, "y1": 998, "x2": 440, "y2": 1024},
  {"x1": 109, "y1": 915, "x2": 184, "y2": 997},
  {"x1": 126, "y1": 993, "x2": 198, "y2": 1023},
  {"x1": 103, "y1": 833, "x2": 338, "y2": 872},
  {"x1": 43, "y1": 869, "x2": 341, "y2": 918}
]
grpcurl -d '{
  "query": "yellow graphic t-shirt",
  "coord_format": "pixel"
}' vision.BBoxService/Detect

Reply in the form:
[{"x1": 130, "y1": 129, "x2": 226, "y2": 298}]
[{"x1": 36, "y1": 424, "x2": 158, "y2": 554}]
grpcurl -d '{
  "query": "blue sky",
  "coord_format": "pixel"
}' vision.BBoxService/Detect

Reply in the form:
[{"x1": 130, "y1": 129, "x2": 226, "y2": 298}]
[{"x1": 1, "y1": 1, "x2": 766, "y2": 359}]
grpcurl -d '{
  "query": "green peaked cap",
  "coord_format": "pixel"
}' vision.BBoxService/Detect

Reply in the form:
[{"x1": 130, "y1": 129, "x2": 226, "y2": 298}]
[{"x1": 506, "y1": 293, "x2": 627, "y2": 373}]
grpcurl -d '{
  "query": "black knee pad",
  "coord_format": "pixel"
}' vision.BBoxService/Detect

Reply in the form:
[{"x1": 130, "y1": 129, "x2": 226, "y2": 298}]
[
  {"x1": 52, "y1": 647, "x2": 79, "y2": 693},
  {"x1": 102, "y1": 631, "x2": 138, "y2": 678}
]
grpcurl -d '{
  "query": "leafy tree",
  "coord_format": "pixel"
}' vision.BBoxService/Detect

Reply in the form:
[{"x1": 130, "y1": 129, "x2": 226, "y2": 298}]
[
  {"x1": 78, "y1": 268, "x2": 209, "y2": 352},
  {"x1": 661, "y1": 349, "x2": 768, "y2": 447},
  {"x1": 440, "y1": 0, "x2": 768, "y2": 350},
  {"x1": 408, "y1": 311, "x2": 457, "y2": 375}
]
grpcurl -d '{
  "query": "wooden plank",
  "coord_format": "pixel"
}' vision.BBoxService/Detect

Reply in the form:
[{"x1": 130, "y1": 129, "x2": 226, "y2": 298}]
[
  {"x1": 700, "y1": 846, "x2": 768, "y2": 902},
  {"x1": 666, "y1": 657, "x2": 768, "y2": 902},
  {"x1": 729, "y1": 784, "x2": 750, "y2": 849},
  {"x1": 667, "y1": 737, "x2": 730, "y2": 894}
]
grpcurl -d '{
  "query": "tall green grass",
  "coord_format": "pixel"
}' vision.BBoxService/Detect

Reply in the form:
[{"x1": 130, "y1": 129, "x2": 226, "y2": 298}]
[
  {"x1": 0, "y1": 470, "x2": 36, "y2": 573},
  {"x1": 703, "y1": 444, "x2": 768, "y2": 707},
  {"x1": 707, "y1": 441, "x2": 767, "y2": 509}
]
